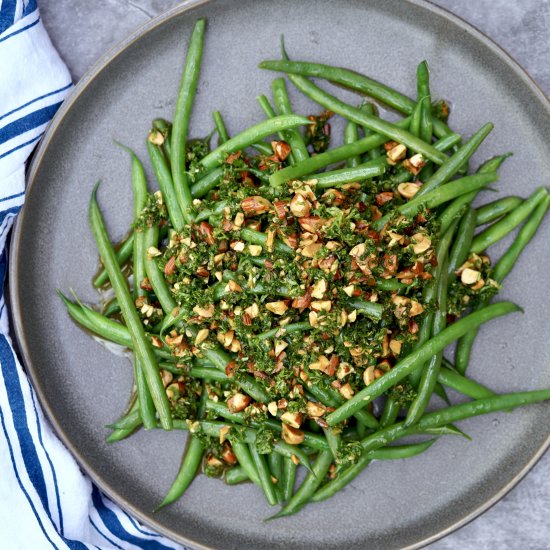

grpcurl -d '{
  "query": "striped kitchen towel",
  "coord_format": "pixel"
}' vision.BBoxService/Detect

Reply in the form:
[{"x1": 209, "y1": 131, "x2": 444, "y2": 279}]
[{"x1": 0, "y1": 2, "x2": 182, "y2": 548}]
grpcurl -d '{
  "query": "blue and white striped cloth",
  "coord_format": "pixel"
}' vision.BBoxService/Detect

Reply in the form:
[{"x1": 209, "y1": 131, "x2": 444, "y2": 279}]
[{"x1": 0, "y1": 2, "x2": 182, "y2": 548}]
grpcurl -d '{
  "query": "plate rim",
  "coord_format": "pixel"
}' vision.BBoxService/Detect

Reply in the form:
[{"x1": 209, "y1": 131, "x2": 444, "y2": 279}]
[{"x1": 9, "y1": 0, "x2": 550, "y2": 548}]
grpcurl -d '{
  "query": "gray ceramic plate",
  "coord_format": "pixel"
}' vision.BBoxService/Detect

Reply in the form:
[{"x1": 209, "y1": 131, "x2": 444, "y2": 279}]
[{"x1": 9, "y1": 0, "x2": 550, "y2": 548}]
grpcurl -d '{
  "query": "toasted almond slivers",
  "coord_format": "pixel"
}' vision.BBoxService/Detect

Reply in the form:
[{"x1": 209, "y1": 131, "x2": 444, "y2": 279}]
[
  {"x1": 248, "y1": 244, "x2": 263, "y2": 256},
  {"x1": 301, "y1": 243, "x2": 323, "y2": 258},
  {"x1": 311, "y1": 300, "x2": 332, "y2": 312},
  {"x1": 343, "y1": 285, "x2": 355, "y2": 298},
  {"x1": 274, "y1": 339, "x2": 289, "y2": 356},
  {"x1": 309, "y1": 355, "x2": 331, "y2": 374},
  {"x1": 282, "y1": 424, "x2": 305, "y2": 445},
  {"x1": 281, "y1": 411, "x2": 303, "y2": 429},
  {"x1": 387, "y1": 143, "x2": 407, "y2": 164},
  {"x1": 311, "y1": 279, "x2": 328, "y2": 300},
  {"x1": 409, "y1": 300, "x2": 424, "y2": 316},
  {"x1": 245, "y1": 303, "x2": 260, "y2": 319},
  {"x1": 289, "y1": 193, "x2": 312, "y2": 218},
  {"x1": 306, "y1": 401, "x2": 326, "y2": 418},
  {"x1": 461, "y1": 268, "x2": 482, "y2": 285},
  {"x1": 192, "y1": 304, "x2": 214, "y2": 318},
  {"x1": 389, "y1": 338, "x2": 402, "y2": 356},
  {"x1": 219, "y1": 425, "x2": 230, "y2": 444},
  {"x1": 227, "y1": 393, "x2": 251, "y2": 413},
  {"x1": 266, "y1": 301, "x2": 289, "y2": 315},
  {"x1": 411, "y1": 233, "x2": 432, "y2": 254},
  {"x1": 147, "y1": 246, "x2": 161, "y2": 258},
  {"x1": 339, "y1": 383, "x2": 354, "y2": 400},
  {"x1": 194, "y1": 328, "x2": 210, "y2": 345},
  {"x1": 363, "y1": 365, "x2": 376, "y2": 386}
]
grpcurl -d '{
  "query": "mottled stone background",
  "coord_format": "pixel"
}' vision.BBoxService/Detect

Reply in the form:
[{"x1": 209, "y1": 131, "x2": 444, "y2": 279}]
[{"x1": 37, "y1": 1, "x2": 550, "y2": 548}]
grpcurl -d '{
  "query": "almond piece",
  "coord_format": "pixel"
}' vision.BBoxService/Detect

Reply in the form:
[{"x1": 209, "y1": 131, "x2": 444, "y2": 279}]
[
  {"x1": 266, "y1": 301, "x2": 289, "y2": 315},
  {"x1": 240, "y1": 196, "x2": 272, "y2": 216},
  {"x1": 282, "y1": 424, "x2": 305, "y2": 445},
  {"x1": 227, "y1": 393, "x2": 251, "y2": 413},
  {"x1": 289, "y1": 193, "x2": 311, "y2": 218},
  {"x1": 281, "y1": 412, "x2": 303, "y2": 429}
]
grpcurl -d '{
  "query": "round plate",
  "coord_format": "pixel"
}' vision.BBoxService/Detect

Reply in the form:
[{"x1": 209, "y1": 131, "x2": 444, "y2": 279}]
[{"x1": 10, "y1": 0, "x2": 550, "y2": 548}]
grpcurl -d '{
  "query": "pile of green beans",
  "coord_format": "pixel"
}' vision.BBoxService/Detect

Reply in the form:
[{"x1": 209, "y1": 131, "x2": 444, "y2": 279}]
[{"x1": 60, "y1": 18, "x2": 550, "y2": 519}]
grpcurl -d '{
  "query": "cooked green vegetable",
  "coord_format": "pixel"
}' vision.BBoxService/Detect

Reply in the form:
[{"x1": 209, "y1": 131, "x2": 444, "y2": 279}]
[{"x1": 59, "y1": 18, "x2": 550, "y2": 519}]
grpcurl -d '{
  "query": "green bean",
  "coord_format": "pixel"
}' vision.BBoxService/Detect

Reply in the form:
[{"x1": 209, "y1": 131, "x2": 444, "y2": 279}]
[
  {"x1": 106, "y1": 400, "x2": 141, "y2": 443},
  {"x1": 311, "y1": 439, "x2": 436, "y2": 503},
  {"x1": 256, "y1": 322, "x2": 311, "y2": 341},
  {"x1": 119, "y1": 147, "x2": 156, "y2": 429},
  {"x1": 170, "y1": 19, "x2": 206, "y2": 223},
  {"x1": 408, "y1": 98, "x2": 423, "y2": 138},
  {"x1": 434, "y1": 382, "x2": 451, "y2": 405},
  {"x1": 373, "y1": 172, "x2": 497, "y2": 231},
  {"x1": 344, "y1": 121, "x2": 361, "y2": 167},
  {"x1": 417, "y1": 61, "x2": 433, "y2": 144},
  {"x1": 476, "y1": 196, "x2": 524, "y2": 226},
  {"x1": 380, "y1": 397, "x2": 400, "y2": 428},
  {"x1": 234, "y1": 439, "x2": 438, "y2": 495},
  {"x1": 231, "y1": 441, "x2": 261, "y2": 487},
  {"x1": 257, "y1": 94, "x2": 277, "y2": 118},
  {"x1": 283, "y1": 73, "x2": 448, "y2": 164},
  {"x1": 143, "y1": 226, "x2": 178, "y2": 315},
  {"x1": 156, "y1": 383, "x2": 207, "y2": 509},
  {"x1": 147, "y1": 140, "x2": 185, "y2": 231},
  {"x1": 322, "y1": 427, "x2": 341, "y2": 460},
  {"x1": 447, "y1": 207, "x2": 477, "y2": 277},
  {"x1": 213, "y1": 111, "x2": 229, "y2": 144},
  {"x1": 358, "y1": 103, "x2": 382, "y2": 161},
  {"x1": 438, "y1": 360, "x2": 495, "y2": 399},
  {"x1": 272, "y1": 78, "x2": 310, "y2": 163},
  {"x1": 93, "y1": 233, "x2": 134, "y2": 288},
  {"x1": 102, "y1": 298, "x2": 120, "y2": 318},
  {"x1": 225, "y1": 466, "x2": 249, "y2": 485},
  {"x1": 268, "y1": 452, "x2": 284, "y2": 495},
  {"x1": 194, "y1": 199, "x2": 228, "y2": 223},
  {"x1": 281, "y1": 456, "x2": 297, "y2": 502},
  {"x1": 415, "y1": 123, "x2": 493, "y2": 198},
  {"x1": 57, "y1": 291, "x2": 172, "y2": 358},
  {"x1": 239, "y1": 227, "x2": 295, "y2": 255},
  {"x1": 258, "y1": 59, "x2": 452, "y2": 138},
  {"x1": 249, "y1": 445, "x2": 278, "y2": 506},
  {"x1": 190, "y1": 166, "x2": 224, "y2": 199},
  {"x1": 326, "y1": 301, "x2": 521, "y2": 426},
  {"x1": 270, "y1": 117, "x2": 410, "y2": 186},
  {"x1": 257, "y1": 95, "x2": 289, "y2": 163},
  {"x1": 303, "y1": 381, "x2": 379, "y2": 430},
  {"x1": 405, "y1": 252, "x2": 449, "y2": 426},
  {"x1": 270, "y1": 450, "x2": 333, "y2": 518},
  {"x1": 345, "y1": 298, "x2": 384, "y2": 321},
  {"x1": 408, "y1": 219, "x2": 457, "y2": 390},
  {"x1": 361, "y1": 389, "x2": 550, "y2": 459},
  {"x1": 89, "y1": 185, "x2": 172, "y2": 429},
  {"x1": 455, "y1": 194, "x2": 550, "y2": 374},
  {"x1": 311, "y1": 158, "x2": 387, "y2": 188},
  {"x1": 201, "y1": 346, "x2": 270, "y2": 403},
  {"x1": 133, "y1": 357, "x2": 156, "y2": 430},
  {"x1": 188, "y1": 366, "x2": 228, "y2": 382},
  {"x1": 205, "y1": 400, "x2": 328, "y2": 453},
  {"x1": 251, "y1": 140, "x2": 275, "y2": 155},
  {"x1": 493, "y1": 195, "x2": 550, "y2": 282},
  {"x1": 438, "y1": 153, "x2": 512, "y2": 235},
  {"x1": 199, "y1": 114, "x2": 311, "y2": 171},
  {"x1": 471, "y1": 187, "x2": 548, "y2": 253}
]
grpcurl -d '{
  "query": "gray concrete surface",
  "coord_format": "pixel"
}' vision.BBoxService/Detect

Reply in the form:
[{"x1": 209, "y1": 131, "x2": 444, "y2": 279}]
[{"x1": 36, "y1": 1, "x2": 550, "y2": 548}]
